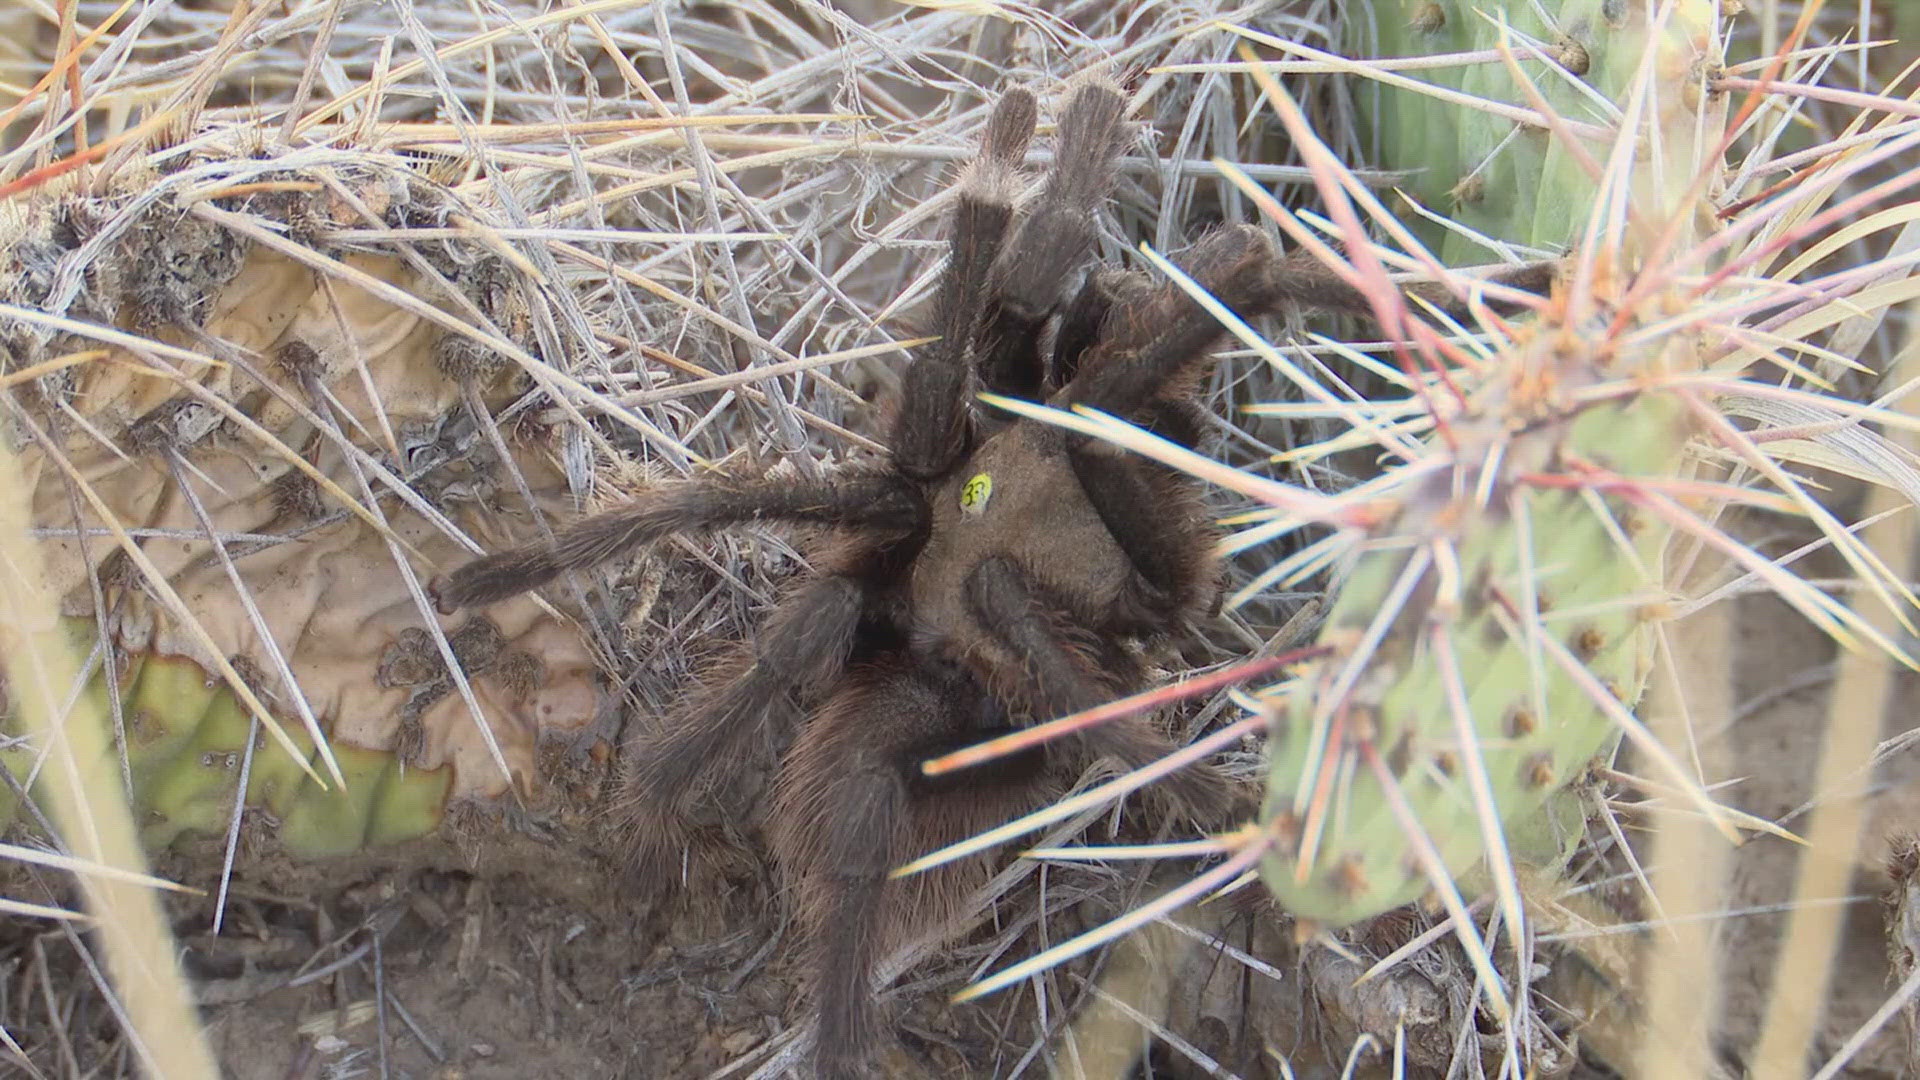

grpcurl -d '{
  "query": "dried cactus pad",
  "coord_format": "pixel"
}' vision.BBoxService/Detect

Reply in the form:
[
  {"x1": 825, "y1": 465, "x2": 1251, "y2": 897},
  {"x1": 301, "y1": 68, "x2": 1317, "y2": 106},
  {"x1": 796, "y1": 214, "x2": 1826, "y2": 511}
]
[{"x1": 1, "y1": 164, "x2": 608, "y2": 858}]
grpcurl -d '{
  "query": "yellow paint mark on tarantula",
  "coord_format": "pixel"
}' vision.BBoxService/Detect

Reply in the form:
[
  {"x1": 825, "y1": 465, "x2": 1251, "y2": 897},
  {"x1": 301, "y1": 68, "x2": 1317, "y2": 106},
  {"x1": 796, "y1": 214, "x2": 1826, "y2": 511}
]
[{"x1": 960, "y1": 472, "x2": 993, "y2": 516}]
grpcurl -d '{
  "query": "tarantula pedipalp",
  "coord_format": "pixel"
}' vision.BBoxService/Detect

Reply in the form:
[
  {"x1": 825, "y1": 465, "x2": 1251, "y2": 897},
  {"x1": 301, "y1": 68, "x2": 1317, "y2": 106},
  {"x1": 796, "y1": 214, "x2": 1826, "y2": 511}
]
[{"x1": 433, "y1": 78, "x2": 1550, "y2": 1079}]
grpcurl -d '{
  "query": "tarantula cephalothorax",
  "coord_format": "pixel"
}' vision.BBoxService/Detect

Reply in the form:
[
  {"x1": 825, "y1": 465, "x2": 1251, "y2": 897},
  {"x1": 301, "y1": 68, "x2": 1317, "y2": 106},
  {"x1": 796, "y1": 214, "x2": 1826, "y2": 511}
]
[{"x1": 433, "y1": 78, "x2": 1550, "y2": 1078}]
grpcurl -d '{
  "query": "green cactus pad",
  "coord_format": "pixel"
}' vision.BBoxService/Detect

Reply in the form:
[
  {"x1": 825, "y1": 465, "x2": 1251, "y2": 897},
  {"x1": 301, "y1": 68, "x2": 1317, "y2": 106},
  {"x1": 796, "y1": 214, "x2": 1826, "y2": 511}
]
[
  {"x1": 1253, "y1": 0, "x2": 1722, "y2": 929},
  {"x1": 1358, "y1": 0, "x2": 1719, "y2": 262},
  {"x1": 2, "y1": 630, "x2": 451, "y2": 859},
  {"x1": 1261, "y1": 389, "x2": 1683, "y2": 922}
]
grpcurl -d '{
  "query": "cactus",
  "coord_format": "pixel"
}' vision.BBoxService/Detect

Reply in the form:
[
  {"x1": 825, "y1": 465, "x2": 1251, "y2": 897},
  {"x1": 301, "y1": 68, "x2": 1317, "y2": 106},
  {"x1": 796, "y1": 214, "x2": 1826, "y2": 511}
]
[
  {"x1": 0, "y1": 173, "x2": 610, "y2": 859},
  {"x1": 1258, "y1": 320, "x2": 1685, "y2": 923},
  {"x1": 1249, "y1": 0, "x2": 1729, "y2": 927},
  {"x1": 1, "y1": 640, "x2": 454, "y2": 857},
  {"x1": 1358, "y1": 0, "x2": 1699, "y2": 263}
]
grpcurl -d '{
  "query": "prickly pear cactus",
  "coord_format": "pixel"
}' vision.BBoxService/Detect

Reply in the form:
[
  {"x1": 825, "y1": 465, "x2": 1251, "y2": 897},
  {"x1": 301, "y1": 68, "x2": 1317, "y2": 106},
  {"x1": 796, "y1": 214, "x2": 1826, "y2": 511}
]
[
  {"x1": 1260, "y1": 0, "x2": 1724, "y2": 924},
  {"x1": 1, "y1": 642, "x2": 455, "y2": 857},
  {"x1": 1260, "y1": 321, "x2": 1695, "y2": 923},
  {"x1": 0, "y1": 162, "x2": 610, "y2": 861},
  {"x1": 1362, "y1": 0, "x2": 1707, "y2": 264}
]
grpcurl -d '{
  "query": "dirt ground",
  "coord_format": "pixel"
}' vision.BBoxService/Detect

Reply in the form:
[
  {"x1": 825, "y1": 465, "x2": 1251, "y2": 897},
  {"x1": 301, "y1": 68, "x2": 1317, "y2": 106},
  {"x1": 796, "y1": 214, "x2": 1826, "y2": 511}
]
[
  {"x1": 6, "y1": 550, "x2": 1915, "y2": 1080},
  {"x1": 1714, "y1": 591, "x2": 1919, "y2": 1077},
  {"x1": 140, "y1": 802, "x2": 1182, "y2": 1079}
]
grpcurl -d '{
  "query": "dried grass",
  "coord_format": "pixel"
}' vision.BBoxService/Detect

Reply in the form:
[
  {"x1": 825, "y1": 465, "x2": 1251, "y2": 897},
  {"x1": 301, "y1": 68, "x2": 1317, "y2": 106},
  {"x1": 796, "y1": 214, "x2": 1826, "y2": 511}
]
[
  {"x1": 0, "y1": 0, "x2": 1916, "y2": 1077},
  {"x1": 0, "y1": 1, "x2": 1381, "y2": 1076}
]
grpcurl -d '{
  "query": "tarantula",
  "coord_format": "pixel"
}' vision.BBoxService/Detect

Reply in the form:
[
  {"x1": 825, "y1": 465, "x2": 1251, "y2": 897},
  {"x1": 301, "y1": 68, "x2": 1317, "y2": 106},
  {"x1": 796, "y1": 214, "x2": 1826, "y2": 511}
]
[{"x1": 434, "y1": 78, "x2": 1551, "y2": 1078}]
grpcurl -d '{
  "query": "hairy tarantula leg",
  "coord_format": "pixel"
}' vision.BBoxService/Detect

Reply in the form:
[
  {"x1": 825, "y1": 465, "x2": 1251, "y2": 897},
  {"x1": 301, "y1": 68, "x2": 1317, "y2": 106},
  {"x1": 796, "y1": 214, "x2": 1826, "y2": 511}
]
[
  {"x1": 963, "y1": 556, "x2": 1238, "y2": 824},
  {"x1": 1066, "y1": 445, "x2": 1214, "y2": 618},
  {"x1": 430, "y1": 473, "x2": 921, "y2": 612},
  {"x1": 1136, "y1": 397, "x2": 1215, "y2": 451},
  {"x1": 977, "y1": 77, "x2": 1134, "y2": 400},
  {"x1": 890, "y1": 89, "x2": 1037, "y2": 480},
  {"x1": 770, "y1": 660, "x2": 1056, "y2": 1080},
  {"x1": 1046, "y1": 267, "x2": 1149, "y2": 389},
  {"x1": 994, "y1": 78, "x2": 1130, "y2": 317},
  {"x1": 1062, "y1": 223, "x2": 1288, "y2": 419},
  {"x1": 1050, "y1": 270, "x2": 1215, "y2": 447},
  {"x1": 621, "y1": 573, "x2": 866, "y2": 872},
  {"x1": 1065, "y1": 226, "x2": 1560, "y2": 420},
  {"x1": 791, "y1": 762, "x2": 901, "y2": 1080},
  {"x1": 1270, "y1": 246, "x2": 1558, "y2": 322}
]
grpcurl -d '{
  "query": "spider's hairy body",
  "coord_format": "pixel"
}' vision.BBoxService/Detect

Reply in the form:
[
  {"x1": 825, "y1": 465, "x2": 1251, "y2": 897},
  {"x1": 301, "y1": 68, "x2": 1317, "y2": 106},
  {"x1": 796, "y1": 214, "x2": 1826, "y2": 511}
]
[
  {"x1": 909, "y1": 423, "x2": 1212, "y2": 679},
  {"x1": 433, "y1": 77, "x2": 1553, "y2": 1079}
]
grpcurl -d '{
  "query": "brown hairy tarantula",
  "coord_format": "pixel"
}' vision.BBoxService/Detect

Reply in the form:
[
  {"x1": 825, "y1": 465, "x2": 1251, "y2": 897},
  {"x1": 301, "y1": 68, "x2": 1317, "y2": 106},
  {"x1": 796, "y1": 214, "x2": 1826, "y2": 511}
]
[{"x1": 434, "y1": 78, "x2": 1551, "y2": 1079}]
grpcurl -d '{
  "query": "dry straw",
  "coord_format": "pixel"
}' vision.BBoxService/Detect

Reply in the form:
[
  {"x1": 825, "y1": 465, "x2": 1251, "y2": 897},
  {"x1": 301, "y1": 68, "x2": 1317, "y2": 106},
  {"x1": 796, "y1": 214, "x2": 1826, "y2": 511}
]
[{"x1": 2, "y1": 0, "x2": 1919, "y2": 1076}]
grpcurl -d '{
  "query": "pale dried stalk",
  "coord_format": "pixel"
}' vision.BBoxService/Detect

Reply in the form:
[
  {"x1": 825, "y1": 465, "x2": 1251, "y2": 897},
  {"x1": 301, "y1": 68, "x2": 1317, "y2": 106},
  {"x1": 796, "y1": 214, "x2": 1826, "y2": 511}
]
[{"x1": 0, "y1": 437, "x2": 218, "y2": 1080}]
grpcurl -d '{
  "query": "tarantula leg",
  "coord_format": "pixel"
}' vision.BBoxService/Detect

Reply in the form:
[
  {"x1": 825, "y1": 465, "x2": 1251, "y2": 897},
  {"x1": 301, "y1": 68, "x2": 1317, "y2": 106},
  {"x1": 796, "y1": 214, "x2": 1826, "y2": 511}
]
[
  {"x1": 1046, "y1": 267, "x2": 1150, "y2": 389},
  {"x1": 962, "y1": 556, "x2": 1237, "y2": 824},
  {"x1": 977, "y1": 77, "x2": 1134, "y2": 400},
  {"x1": 890, "y1": 88, "x2": 1036, "y2": 480},
  {"x1": 1065, "y1": 226, "x2": 1560, "y2": 420},
  {"x1": 1050, "y1": 270, "x2": 1217, "y2": 447},
  {"x1": 430, "y1": 472, "x2": 921, "y2": 611},
  {"x1": 770, "y1": 660, "x2": 1050, "y2": 1080},
  {"x1": 1136, "y1": 397, "x2": 1215, "y2": 450},
  {"x1": 1063, "y1": 223, "x2": 1288, "y2": 419},
  {"x1": 1269, "y1": 246, "x2": 1558, "y2": 322},
  {"x1": 1066, "y1": 445, "x2": 1215, "y2": 621},
  {"x1": 786, "y1": 754, "x2": 901, "y2": 1080},
  {"x1": 620, "y1": 573, "x2": 867, "y2": 875}
]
